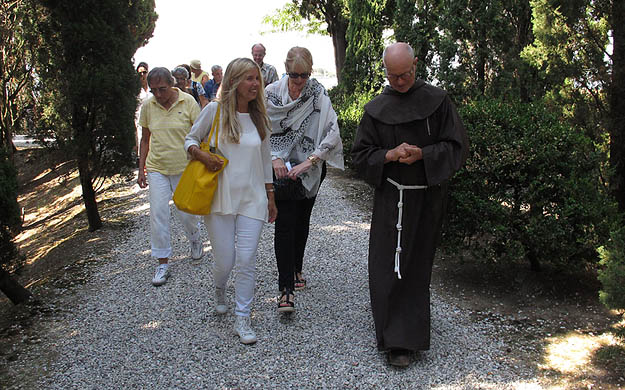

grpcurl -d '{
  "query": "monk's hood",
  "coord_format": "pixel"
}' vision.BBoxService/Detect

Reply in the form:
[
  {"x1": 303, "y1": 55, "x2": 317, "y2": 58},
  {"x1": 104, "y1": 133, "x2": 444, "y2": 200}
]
[{"x1": 364, "y1": 80, "x2": 447, "y2": 124}]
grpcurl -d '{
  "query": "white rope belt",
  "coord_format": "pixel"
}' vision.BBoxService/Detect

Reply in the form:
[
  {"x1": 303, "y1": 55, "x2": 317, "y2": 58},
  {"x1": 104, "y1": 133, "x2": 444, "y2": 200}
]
[{"x1": 386, "y1": 177, "x2": 428, "y2": 279}]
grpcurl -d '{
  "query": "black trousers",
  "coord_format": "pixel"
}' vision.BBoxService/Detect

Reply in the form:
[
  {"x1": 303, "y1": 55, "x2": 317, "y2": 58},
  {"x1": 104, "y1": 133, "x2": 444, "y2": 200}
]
[{"x1": 274, "y1": 196, "x2": 317, "y2": 291}]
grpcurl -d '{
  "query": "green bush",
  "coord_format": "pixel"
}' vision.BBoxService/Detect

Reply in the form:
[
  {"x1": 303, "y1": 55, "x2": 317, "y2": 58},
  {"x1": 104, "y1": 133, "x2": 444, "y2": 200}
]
[
  {"x1": 329, "y1": 87, "x2": 375, "y2": 167},
  {"x1": 0, "y1": 148, "x2": 21, "y2": 268},
  {"x1": 598, "y1": 227, "x2": 625, "y2": 310},
  {"x1": 444, "y1": 98, "x2": 617, "y2": 271}
]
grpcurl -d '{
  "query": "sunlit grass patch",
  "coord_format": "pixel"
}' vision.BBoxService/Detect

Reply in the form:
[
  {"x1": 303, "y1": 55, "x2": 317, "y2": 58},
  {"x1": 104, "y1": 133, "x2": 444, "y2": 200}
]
[{"x1": 539, "y1": 324, "x2": 625, "y2": 388}]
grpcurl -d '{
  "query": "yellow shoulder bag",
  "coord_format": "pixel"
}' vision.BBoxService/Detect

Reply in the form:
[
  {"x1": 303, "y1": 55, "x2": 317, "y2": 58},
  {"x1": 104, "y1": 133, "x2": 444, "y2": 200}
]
[{"x1": 173, "y1": 105, "x2": 228, "y2": 215}]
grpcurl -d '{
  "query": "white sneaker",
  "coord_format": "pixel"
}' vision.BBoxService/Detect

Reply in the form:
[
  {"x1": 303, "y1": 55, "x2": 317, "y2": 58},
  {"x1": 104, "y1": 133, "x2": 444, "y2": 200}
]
[
  {"x1": 233, "y1": 315, "x2": 257, "y2": 344},
  {"x1": 190, "y1": 239, "x2": 203, "y2": 259},
  {"x1": 215, "y1": 287, "x2": 228, "y2": 314},
  {"x1": 152, "y1": 264, "x2": 169, "y2": 286}
]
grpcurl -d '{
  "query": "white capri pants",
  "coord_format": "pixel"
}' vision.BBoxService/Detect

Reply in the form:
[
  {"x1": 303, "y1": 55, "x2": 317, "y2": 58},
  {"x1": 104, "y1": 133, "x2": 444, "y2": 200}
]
[
  {"x1": 204, "y1": 213, "x2": 264, "y2": 317},
  {"x1": 147, "y1": 171, "x2": 200, "y2": 259}
]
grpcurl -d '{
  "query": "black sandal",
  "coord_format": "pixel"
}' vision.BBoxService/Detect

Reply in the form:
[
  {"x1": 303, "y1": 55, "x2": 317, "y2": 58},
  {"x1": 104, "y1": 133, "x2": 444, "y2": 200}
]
[
  {"x1": 294, "y1": 276, "x2": 306, "y2": 291},
  {"x1": 278, "y1": 289, "x2": 295, "y2": 313}
]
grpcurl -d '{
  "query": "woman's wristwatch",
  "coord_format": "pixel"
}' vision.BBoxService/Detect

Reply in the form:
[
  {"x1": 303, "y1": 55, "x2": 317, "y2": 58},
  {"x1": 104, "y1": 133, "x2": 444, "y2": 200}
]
[{"x1": 307, "y1": 154, "x2": 320, "y2": 165}]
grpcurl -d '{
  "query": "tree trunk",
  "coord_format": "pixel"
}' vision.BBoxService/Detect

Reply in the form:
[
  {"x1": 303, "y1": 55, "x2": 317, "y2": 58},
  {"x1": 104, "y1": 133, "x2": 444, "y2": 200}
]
[
  {"x1": 516, "y1": 1, "x2": 533, "y2": 103},
  {"x1": 611, "y1": 0, "x2": 625, "y2": 213},
  {"x1": 477, "y1": 51, "x2": 486, "y2": 96},
  {"x1": 329, "y1": 22, "x2": 347, "y2": 84},
  {"x1": 0, "y1": 268, "x2": 32, "y2": 305},
  {"x1": 77, "y1": 154, "x2": 102, "y2": 232},
  {"x1": 527, "y1": 251, "x2": 542, "y2": 272},
  {"x1": 1, "y1": 106, "x2": 15, "y2": 159}
]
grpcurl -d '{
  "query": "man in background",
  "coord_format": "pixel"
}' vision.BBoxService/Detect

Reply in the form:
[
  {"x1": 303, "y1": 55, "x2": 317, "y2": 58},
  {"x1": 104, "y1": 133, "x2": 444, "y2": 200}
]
[
  {"x1": 251, "y1": 43, "x2": 278, "y2": 85},
  {"x1": 189, "y1": 59, "x2": 209, "y2": 86},
  {"x1": 203, "y1": 65, "x2": 223, "y2": 101}
]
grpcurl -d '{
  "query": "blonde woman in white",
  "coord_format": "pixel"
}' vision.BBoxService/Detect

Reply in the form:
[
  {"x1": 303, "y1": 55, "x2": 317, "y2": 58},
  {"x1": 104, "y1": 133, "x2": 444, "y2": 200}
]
[{"x1": 184, "y1": 58, "x2": 277, "y2": 345}]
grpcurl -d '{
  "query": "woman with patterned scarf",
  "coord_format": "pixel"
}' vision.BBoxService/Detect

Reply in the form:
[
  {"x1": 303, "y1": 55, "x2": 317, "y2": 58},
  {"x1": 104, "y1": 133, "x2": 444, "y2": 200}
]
[{"x1": 265, "y1": 47, "x2": 344, "y2": 313}]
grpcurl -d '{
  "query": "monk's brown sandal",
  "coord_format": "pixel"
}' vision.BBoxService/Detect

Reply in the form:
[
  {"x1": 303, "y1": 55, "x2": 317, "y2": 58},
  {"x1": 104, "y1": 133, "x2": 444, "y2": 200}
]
[{"x1": 388, "y1": 349, "x2": 411, "y2": 367}]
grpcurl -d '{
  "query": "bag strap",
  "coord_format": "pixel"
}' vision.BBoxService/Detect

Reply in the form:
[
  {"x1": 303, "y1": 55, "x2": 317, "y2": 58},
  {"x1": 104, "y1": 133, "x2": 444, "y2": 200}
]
[{"x1": 206, "y1": 104, "x2": 221, "y2": 149}]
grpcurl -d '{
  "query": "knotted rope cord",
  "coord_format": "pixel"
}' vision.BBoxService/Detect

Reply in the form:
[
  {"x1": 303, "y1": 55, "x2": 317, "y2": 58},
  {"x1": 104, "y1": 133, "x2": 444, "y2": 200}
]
[{"x1": 386, "y1": 177, "x2": 428, "y2": 279}]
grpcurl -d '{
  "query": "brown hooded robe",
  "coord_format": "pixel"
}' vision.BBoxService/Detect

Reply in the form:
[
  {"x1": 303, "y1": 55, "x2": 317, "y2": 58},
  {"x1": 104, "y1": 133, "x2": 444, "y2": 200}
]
[{"x1": 351, "y1": 81, "x2": 468, "y2": 351}]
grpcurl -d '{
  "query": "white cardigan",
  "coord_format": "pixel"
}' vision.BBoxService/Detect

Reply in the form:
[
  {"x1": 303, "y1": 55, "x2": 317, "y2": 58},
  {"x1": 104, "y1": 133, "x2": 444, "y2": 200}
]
[{"x1": 184, "y1": 102, "x2": 273, "y2": 222}]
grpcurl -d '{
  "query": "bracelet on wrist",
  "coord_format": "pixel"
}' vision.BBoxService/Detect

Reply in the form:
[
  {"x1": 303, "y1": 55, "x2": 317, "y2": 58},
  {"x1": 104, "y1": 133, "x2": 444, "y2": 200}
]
[
  {"x1": 307, "y1": 155, "x2": 320, "y2": 165},
  {"x1": 266, "y1": 188, "x2": 275, "y2": 192}
]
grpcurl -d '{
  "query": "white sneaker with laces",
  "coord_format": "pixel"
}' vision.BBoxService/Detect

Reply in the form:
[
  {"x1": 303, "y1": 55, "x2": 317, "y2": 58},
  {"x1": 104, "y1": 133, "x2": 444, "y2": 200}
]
[
  {"x1": 215, "y1": 287, "x2": 228, "y2": 314},
  {"x1": 233, "y1": 315, "x2": 257, "y2": 344},
  {"x1": 190, "y1": 239, "x2": 203, "y2": 259},
  {"x1": 152, "y1": 264, "x2": 169, "y2": 286}
]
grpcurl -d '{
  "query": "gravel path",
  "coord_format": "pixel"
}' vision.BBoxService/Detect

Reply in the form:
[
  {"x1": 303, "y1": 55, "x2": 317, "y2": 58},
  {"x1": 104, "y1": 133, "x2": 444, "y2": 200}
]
[{"x1": 4, "y1": 170, "x2": 543, "y2": 389}]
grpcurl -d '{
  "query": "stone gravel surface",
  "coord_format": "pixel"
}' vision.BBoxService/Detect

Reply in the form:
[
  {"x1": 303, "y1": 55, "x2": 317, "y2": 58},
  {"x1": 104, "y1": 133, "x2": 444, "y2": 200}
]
[{"x1": 4, "y1": 170, "x2": 544, "y2": 389}]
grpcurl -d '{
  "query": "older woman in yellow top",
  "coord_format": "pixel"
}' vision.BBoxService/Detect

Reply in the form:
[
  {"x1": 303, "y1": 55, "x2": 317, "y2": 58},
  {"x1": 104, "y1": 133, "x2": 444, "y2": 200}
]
[
  {"x1": 266, "y1": 47, "x2": 344, "y2": 312},
  {"x1": 185, "y1": 58, "x2": 277, "y2": 345},
  {"x1": 138, "y1": 67, "x2": 203, "y2": 287}
]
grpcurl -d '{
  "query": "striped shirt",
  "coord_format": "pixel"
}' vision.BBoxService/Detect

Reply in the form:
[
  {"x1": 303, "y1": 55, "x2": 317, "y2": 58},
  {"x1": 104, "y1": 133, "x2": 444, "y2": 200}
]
[{"x1": 139, "y1": 89, "x2": 200, "y2": 175}]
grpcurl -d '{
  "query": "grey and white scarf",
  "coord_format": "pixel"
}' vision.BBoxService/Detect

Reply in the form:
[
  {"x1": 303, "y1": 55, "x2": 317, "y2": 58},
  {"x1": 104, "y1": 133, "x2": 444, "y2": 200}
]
[{"x1": 266, "y1": 77, "x2": 344, "y2": 196}]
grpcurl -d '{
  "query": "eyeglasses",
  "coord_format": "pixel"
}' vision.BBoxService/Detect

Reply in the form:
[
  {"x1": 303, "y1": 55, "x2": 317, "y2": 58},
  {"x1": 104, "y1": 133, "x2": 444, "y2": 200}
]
[
  {"x1": 383, "y1": 67, "x2": 414, "y2": 82},
  {"x1": 287, "y1": 72, "x2": 311, "y2": 79},
  {"x1": 149, "y1": 87, "x2": 169, "y2": 94}
]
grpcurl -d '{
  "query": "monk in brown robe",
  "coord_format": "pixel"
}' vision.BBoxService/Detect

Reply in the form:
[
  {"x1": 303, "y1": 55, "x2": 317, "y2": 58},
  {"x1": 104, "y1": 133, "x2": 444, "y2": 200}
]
[{"x1": 351, "y1": 42, "x2": 468, "y2": 367}]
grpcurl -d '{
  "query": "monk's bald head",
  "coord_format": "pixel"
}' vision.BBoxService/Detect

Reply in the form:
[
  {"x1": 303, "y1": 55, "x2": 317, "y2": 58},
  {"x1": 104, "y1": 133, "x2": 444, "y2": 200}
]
[
  {"x1": 383, "y1": 43, "x2": 415, "y2": 67},
  {"x1": 382, "y1": 43, "x2": 417, "y2": 93}
]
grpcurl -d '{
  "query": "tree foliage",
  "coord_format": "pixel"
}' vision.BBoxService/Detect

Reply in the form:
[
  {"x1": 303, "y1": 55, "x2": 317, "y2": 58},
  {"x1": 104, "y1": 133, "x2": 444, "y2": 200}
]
[
  {"x1": 598, "y1": 227, "x2": 625, "y2": 310},
  {"x1": 392, "y1": 0, "x2": 443, "y2": 82},
  {"x1": 432, "y1": 0, "x2": 524, "y2": 99},
  {"x1": 33, "y1": 0, "x2": 157, "y2": 231},
  {"x1": 340, "y1": 0, "x2": 388, "y2": 93},
  {"x1": 521, "y1": 0, "x2": 625, "y2": 216},
  {"x1": 0, "y1": 0, "x2": 40, "y2": 158},
  {"x1": 522, "y1": 0, "x2": 611, "y2": 139},
  {"x1": 328, "y1": 87, "x2": 374, "y2": 166},
  {"x1": 446, "y1": 98, "x2": 616, "y2": 271},
  {"x1": 0, "y1": 1, "x2": 41, "y2": 304},
  {"x1": 263, "y1": 0, "x2": 350, "y2": 82},
  {"x1": 610, "y1": 0, "x2": 625, "y2": 213},
  {"x1": 0, "y1": 146, "x2": 31, "y2": 304},
  {"x1": 262, "y1": 2, "x2": 327, "y2": 36},
  {"x1": 0, "y1": 147, "x2": 21, "y2": 266}
]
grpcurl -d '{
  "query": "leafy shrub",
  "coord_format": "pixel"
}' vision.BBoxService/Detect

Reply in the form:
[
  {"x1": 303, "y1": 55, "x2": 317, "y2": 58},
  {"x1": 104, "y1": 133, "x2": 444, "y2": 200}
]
[
  {"x1": 598, "y1": 227, "x2": 625, "y2": 310},
  {"x1": 444, "y1": 98, "x2": 617, "y2": 271},
  {"x1": 329, "y1": 87, "x2": 375, "y2": 166},
  {"x1": 0, "y1": 148, "x2": 21, "y2": 268}
]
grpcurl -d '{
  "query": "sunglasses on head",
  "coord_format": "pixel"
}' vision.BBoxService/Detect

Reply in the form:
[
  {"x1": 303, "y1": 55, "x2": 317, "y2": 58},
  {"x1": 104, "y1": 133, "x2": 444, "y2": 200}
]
[{"x1": 287, "y1": 72, "x2": 311, "y2": 79}]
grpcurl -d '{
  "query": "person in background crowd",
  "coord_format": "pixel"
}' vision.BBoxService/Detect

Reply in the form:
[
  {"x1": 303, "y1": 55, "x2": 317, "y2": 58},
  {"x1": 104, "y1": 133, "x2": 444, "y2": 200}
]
[
  {"x1": 135, "y1": 62, "x2": 150, "y2": 157},
  {"x1": 137, "y1": 61, "x2": 150, "y2": 97},
  {"x1": 251, "y1": 43, "x2": 279, "y2": 85},
  {"x1": 204, "y1": 65, "x2": 223, "y2": 101},
  {"x1": 189, "y1": 59, "x2": 210, "y2": 86},
  {"x1": 137, "y1": 67, "x2": 204, "y2": 287},
  {"x1": 173, "y1": 66, "x2": 208, "y2": 108},
  {"x1": 265, "y1": 47, "x2": 344, "y2": 313},
  {"x1": 185, "y1": 58, "x2": 277, "y2": 345},
  {"x1": 351, "y1": 42, "x2": 468, "y2": 367}
]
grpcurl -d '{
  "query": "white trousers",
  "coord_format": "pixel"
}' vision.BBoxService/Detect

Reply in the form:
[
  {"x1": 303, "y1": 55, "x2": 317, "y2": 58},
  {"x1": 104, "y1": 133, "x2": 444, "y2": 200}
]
[
  {"x1": 204, "y1": 214, "x2": 264, "y2": 317},
  {"x1": 147, "y1": 171, "x2": 200, "y2": 259}
]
